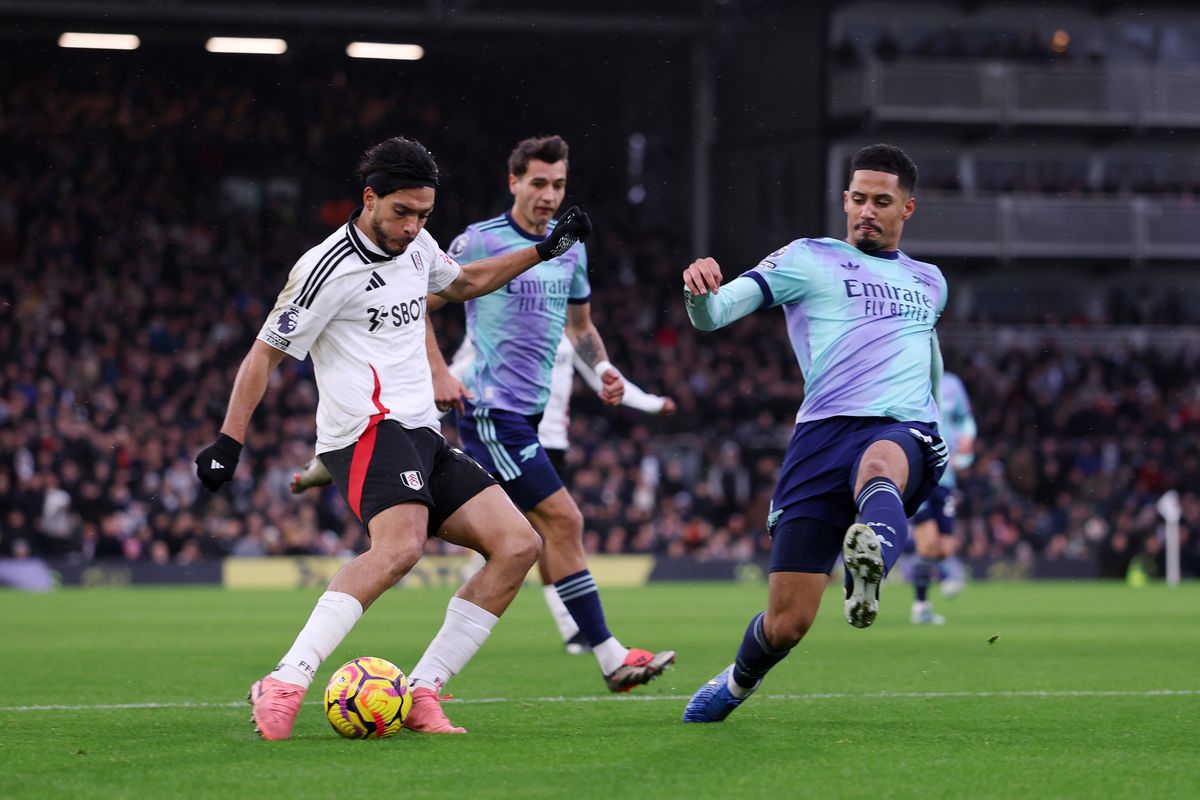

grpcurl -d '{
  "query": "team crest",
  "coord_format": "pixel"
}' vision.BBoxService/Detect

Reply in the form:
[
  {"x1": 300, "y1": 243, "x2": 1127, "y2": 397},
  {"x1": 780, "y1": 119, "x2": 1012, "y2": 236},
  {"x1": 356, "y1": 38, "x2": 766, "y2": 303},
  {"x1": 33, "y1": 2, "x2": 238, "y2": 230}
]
[
  {"x1": 448, "y1": 235, "x2": 468, "y2": 259},
  {"x1": 411, "y1": 252, "x2": 425, "y2": 275},
  {"x1": 400, "y1": 471, "x2": 424, "y2": 490}
]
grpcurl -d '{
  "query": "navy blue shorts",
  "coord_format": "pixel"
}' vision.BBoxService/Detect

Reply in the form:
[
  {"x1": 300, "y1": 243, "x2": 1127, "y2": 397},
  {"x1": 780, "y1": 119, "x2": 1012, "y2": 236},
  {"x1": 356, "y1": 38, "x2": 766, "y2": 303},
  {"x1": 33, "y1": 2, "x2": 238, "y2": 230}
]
[
  {"x1": 456, "y1": 401, "x2": 563, "y2": 511},
  {"x1": 767, "y1": 416, "x2": 946, "y2": 574},
  {"x1": 911, "y1": 485, "x2": 957, "y2": 535}
]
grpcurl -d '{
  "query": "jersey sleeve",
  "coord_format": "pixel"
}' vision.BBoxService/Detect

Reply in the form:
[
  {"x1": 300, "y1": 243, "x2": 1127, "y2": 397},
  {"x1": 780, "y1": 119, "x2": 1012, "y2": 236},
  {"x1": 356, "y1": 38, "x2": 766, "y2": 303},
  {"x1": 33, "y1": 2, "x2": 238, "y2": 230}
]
[
  {"x1": 743, "y1": 239, "x2": 812, "y2": 308},
  {"x1": 256, "y1": 257, "x2": 344, "y2": 360},
  {"x1": 446, "y1": 227, "x2": 489, "y2": 266},
  {"x1": 685, "y1": 276, "x2": 768, "y2": 331},
  {"x1": 568, "y1": 246, "x2": 591, "y2": 304},
  {"x1": 428, "y1": 244, "x2": 463, "y2": 294}
]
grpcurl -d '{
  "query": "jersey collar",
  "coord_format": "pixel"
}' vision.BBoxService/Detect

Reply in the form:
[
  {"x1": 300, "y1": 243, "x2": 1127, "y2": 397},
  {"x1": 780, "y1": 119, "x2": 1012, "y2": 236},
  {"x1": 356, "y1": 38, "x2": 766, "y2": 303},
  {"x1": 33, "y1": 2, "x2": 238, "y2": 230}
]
[
  {"x1": 864, "y1": 248, "x2": 900, "y2": 260},
  {"x1": 346, "y1": 207, "x2": 393, "y2": 264},
  {"x1": 504, "y1": 210, "x2": 550, "y2": 243}
]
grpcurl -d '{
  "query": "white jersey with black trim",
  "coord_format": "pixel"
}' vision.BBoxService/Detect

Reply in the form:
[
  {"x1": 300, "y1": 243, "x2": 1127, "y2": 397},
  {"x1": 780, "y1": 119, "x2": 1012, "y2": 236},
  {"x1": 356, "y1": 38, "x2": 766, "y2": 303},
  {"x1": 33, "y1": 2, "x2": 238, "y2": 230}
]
[{"x1": 258, "y1": 210, "x2": 462, "y2": 454}]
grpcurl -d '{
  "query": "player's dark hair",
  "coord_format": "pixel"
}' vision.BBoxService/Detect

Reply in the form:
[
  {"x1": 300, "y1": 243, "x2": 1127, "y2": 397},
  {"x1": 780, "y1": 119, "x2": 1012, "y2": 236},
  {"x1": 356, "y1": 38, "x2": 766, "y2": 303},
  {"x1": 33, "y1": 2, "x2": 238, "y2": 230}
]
[
  {"x1": 850, "y1": 144, "x2": 917, "y2": 194},
  {"x1": 356, "y1": 136, "x2": 439, "y2": 195},
  {"x1": 508, "y1": 135, "x2": 569, "y2": 177}
]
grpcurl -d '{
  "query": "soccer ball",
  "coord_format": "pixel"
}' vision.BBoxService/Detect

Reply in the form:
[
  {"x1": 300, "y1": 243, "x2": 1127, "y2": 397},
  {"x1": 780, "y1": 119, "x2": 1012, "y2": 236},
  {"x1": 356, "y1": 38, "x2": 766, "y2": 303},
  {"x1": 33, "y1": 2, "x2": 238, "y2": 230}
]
[{"x1": 323, "y1": 657, "x2": 413, "y2": 739}]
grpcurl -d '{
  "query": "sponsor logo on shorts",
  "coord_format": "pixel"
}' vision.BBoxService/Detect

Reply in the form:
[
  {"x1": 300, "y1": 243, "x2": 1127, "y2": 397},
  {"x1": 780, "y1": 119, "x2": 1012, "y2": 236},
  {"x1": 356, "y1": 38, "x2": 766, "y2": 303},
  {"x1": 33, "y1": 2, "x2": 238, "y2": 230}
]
[
  {"x1": 400, "y1": 471, "x2": 424, "y2": 490},
  {"x1": 766, "y1": 503, "x2": 782, "y2": 534},
  {"x1": 908, "y1": 427, "x2": 933, "y2": 444}
]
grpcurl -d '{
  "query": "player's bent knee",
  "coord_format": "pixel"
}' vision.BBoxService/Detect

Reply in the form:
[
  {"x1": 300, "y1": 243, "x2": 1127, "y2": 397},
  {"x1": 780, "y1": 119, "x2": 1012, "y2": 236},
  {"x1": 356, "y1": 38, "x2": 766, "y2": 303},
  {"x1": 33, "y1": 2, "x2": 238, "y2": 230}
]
[
  {"x1": 364, "y1": 529, "x2": 426, "y2": 579},
  {"x1": 493, "y1": 524, "x2": 541, "y2": 569},
  {"x1": 533, "y1": 495, "x2": 584, "y2": 542},
  {"x1": 857, "y1": 457, "x2": 892, "y2": 483}
]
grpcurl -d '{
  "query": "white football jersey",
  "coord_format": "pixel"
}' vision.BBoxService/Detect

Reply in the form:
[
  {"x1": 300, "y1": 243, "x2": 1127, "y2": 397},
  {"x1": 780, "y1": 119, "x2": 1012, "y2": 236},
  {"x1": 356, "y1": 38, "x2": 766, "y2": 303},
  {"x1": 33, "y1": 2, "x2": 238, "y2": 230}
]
[
  {"x1": 537, "y1": 336, "x2": 577, "y2": 451},
  {"x1": 258, "y1": 210, "x2": 462, "y2": 453}
]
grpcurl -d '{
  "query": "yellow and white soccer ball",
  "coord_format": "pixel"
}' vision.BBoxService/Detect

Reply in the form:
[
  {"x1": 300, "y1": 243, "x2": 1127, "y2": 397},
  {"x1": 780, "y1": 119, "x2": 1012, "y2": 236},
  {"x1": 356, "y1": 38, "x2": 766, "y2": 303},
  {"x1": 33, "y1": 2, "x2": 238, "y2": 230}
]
[{"x1": 324, "y1": 657, "x2": 413, "y2": 739}]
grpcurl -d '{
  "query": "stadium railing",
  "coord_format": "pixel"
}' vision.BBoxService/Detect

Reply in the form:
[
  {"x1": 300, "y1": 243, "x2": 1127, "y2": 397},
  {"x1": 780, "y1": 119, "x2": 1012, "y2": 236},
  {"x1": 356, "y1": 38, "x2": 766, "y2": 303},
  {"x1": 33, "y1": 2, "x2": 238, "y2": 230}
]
[{"x1": 831, "y1": 59, "x2": 1200, "y2": 128}]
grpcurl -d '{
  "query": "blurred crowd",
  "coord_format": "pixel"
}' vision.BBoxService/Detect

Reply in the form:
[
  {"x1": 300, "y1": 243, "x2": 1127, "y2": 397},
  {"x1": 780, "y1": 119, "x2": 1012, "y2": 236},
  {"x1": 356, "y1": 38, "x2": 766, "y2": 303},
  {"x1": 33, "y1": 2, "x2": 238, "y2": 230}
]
[{"x1": 2, "y1": 52, "x2": 1198, "y2": 580}]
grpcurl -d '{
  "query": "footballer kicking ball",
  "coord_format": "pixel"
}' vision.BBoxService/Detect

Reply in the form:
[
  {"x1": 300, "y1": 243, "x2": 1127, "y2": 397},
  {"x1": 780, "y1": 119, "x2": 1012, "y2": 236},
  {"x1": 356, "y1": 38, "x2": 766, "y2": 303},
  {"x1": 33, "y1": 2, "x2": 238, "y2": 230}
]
[{"x1": 324, "y1": 657, "x2": 413, "y2": 739}]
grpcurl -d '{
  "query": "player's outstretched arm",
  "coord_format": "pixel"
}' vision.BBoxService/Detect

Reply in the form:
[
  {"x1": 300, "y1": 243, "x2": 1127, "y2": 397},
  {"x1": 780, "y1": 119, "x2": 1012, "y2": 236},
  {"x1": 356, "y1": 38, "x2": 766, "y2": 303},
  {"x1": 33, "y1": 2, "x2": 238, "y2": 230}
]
[
  {"x1": 571, "y1": 353, "x2": 673, "y2": 415},
  {"x1": 683, "y1": 257, "x2": 772, "y2": 332},
  {"x1": 195, "y1": 339, "x2": 287, "y2": 492},
  {"x1": 565, "y1": 303, "x2": 624, "y2": 406},
  {"x1": 438, "y1": 206, "x2": 591, "y2": 303}
]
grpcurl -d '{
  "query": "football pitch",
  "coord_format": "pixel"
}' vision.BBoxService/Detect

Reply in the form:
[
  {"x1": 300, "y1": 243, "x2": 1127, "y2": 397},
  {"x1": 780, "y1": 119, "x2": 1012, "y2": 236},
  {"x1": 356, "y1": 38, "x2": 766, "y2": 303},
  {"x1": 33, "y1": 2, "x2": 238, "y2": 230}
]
[{"x1": 1, "y1": 581, "x2": 1197, "y2": 799}]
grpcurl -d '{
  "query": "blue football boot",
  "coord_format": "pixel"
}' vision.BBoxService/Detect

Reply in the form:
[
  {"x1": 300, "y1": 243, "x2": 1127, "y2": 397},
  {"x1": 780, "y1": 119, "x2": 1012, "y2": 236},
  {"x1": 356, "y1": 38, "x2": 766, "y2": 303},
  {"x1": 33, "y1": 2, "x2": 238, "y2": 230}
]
[{"x1": 682, "y1": 665, "x2": 757, "y2": 723}]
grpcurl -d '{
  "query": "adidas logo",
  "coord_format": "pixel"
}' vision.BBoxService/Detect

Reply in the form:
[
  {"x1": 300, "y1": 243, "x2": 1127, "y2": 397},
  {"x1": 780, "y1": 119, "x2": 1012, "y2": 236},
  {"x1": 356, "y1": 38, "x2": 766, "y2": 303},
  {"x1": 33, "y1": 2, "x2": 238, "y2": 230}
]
[
  {"x1": 365, "y1": 271, "x2": 387, "y2": 291},
  {"x1": 210, "y1": 460, "x2": 224, "y2": 470}
]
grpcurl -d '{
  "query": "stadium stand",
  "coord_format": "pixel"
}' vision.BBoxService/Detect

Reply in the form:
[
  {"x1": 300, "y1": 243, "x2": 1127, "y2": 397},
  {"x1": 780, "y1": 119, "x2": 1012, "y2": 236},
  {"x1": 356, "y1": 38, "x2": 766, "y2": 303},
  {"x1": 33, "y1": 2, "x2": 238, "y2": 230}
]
[{"x1": 1, "y1": 20, "x2": 1198, "y2": 580}]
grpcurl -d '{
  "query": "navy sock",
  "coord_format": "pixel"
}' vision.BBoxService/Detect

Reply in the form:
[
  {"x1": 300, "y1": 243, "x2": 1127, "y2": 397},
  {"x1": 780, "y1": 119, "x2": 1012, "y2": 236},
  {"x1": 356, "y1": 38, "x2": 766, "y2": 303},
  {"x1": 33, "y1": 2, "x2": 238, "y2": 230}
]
[
  {"x1": 731, "y1": 612, "x2": 791, "y2": 689},
  {"x1": 855, "y1": 477, "x2": 910, "y2": 575},
  {"x1": 912, "y1": 555, "x2": 938, "y2": 602},
  {"x1": 554, "y1": 570, "x2": 613, "y2": 647}
]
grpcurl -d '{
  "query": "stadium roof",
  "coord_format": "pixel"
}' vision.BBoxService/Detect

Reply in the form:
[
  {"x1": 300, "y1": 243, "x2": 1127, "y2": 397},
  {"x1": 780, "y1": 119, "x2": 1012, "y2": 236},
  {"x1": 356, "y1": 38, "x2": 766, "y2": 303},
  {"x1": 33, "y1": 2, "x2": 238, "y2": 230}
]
[{"x1": 0, "y1": 0, "x2": 713, "y2": 36}]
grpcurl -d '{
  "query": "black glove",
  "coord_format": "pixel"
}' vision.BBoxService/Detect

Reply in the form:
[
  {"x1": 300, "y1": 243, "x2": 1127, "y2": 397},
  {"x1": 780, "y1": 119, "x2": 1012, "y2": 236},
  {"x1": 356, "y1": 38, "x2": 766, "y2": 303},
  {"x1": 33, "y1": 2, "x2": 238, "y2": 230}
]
[
  {"x1": 195, "y1": 433, "x2": 243, "y2": 492},
  {"x1": 536, "y1": 205, "x2": 591, "y2": 260}
]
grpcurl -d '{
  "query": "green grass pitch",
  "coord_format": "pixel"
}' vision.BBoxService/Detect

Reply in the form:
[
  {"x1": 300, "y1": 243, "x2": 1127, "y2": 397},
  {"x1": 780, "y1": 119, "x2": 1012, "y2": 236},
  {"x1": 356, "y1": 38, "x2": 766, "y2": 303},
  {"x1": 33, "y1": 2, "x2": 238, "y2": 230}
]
[{"x1": 1, "y1": 581, "x2": 1197, "y2": 799}]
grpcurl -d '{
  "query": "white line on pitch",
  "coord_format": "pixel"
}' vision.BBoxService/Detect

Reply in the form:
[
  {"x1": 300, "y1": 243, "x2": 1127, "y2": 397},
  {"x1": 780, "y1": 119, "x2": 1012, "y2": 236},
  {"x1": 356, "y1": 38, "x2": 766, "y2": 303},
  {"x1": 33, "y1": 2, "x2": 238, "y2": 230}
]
[{"x1": 1, "y1": 688, "x2": 1198, "y2": 713}]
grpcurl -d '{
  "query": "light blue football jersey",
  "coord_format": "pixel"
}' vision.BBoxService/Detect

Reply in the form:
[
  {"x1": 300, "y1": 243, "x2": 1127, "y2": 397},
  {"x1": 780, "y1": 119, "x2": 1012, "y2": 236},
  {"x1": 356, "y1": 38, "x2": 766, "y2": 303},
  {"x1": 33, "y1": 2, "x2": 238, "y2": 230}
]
[
  {"x1": 687, "y1": 237, "x2": 948, "y2": 425},
  {"x1": 936, "y1": 372, "x2": 976, "y2": 488},
  {"x1": 448, "y1": 212, "x2": 590, "y2": 415}
]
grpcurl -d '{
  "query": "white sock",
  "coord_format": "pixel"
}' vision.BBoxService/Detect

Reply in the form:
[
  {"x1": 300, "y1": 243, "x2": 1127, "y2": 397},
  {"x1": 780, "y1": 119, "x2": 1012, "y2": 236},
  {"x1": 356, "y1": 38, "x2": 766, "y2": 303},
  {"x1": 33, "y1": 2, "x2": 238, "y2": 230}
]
[
  {"x1": 543, "y1": 585, "x2": 580, "y2": 642},
  {"x1": 727, "y1": 665, "x2": 759, "y2": 699},
  {"x1": 271, "y1": 591, "x2": 363, "y2": 688},
  {"x1": 409, "y1": 597, "x2": 498, "y2": 691},
  {"x1": 593, "y1": 636, "x2": 630, "y2": 676}
]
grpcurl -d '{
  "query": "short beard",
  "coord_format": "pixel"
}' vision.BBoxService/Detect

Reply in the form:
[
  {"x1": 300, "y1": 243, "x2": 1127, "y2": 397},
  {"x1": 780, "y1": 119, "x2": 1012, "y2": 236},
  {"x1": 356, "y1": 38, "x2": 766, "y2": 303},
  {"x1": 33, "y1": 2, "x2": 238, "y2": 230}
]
[{"x1": 371, "y1": 215, "x2": 406, "y2": 256}]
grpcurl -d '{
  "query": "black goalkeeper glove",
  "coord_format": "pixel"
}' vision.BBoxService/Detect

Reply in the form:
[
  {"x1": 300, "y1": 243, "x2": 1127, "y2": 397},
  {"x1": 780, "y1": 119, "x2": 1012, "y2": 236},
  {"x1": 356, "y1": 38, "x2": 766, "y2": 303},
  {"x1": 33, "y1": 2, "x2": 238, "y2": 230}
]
[
  {"x1": 536, "y1": 205, "x2": 592, "y2": 260},
  {"x1": 195, "y1": 433, "x2": 243, "y2": 492}
]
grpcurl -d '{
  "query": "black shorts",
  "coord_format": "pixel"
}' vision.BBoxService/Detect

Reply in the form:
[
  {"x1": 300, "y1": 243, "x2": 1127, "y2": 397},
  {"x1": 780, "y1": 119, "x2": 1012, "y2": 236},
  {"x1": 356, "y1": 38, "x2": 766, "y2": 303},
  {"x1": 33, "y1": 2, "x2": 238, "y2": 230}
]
[{"x1": 321, "y1": 420, "x2": 497, "y2": 536}]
